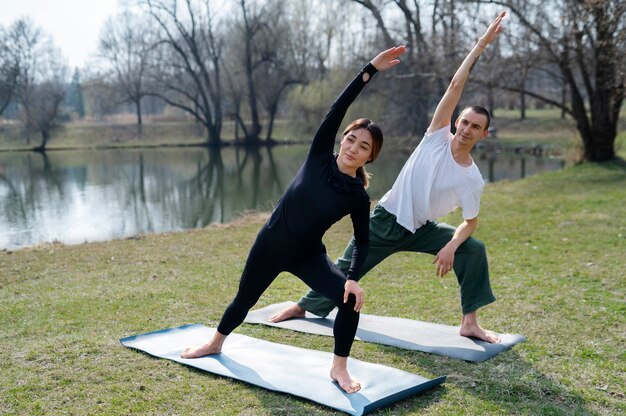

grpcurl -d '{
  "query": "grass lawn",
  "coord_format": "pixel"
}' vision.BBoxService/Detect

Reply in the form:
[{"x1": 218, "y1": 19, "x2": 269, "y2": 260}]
[
  {"x1": 0, "y1": 119, "x2": 307, "y2": 151},
  {"x1": 1, "y1": 154, "x2": 625, "y2": 415},
  {"x1": 0, "y1": 108, "x2": 612, "y2": 149}
]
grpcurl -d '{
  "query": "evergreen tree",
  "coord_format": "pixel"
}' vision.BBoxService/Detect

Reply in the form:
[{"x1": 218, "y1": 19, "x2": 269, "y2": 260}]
[{"x1": 66, "y1": 68, "x2": 85, "y2": 118}]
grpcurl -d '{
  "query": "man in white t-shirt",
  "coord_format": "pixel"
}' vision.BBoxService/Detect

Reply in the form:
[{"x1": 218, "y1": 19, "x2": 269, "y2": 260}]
[{"x1": 271, "y1": 11, "x2": 506, "y2": 343}]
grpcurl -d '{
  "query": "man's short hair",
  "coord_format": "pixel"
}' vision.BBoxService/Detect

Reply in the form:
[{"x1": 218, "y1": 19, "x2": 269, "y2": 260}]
[{"x1": 462, "y1": 106, "x2": 491, "y2": 130}]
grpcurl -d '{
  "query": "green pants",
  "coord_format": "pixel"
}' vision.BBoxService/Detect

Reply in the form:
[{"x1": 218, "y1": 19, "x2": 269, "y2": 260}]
[{"x1": 298, "y1": 204, "x2": 495, "y2": 316}]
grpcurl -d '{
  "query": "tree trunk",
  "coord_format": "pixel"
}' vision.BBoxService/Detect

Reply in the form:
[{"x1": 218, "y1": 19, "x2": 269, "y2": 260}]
[
  {"x1": 245, "y1": 77, "x2": 262, "y2": 145},
  {"x1": 487, "y1": 86, "x2": 495, "y2": 118},
  {"x1": 265, "y1": 103, "x2": 277, "y2": 143},
  {"x1": 206, "y1": 124, "x2": 221, "y2": 147},
  {"x1": 34, "y1": 129, "x2": 49, "y2": 153},
  {"x1": 582, "y1": 109, "x2": 617, "y2": 162},
  {"x1": 135, "y1": 99, "x2": 143, "y2": 135},
  {"x1": 561, "y1": 82, "x2": 567, "y2": 120},
  {"x1": 582, "y1": 129, "x2": 616, "y2": 162},
  {"x1": 241, "y1": 0, "x2": 261, "y2": 146}
]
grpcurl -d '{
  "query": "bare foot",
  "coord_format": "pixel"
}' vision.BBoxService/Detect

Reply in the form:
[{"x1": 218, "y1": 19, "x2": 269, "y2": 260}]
[
  {"x1": 180, "y1": 341, "x2": 222, "y2": 358},
  {"x1": 268, "y1": 303, "x2": 305, "y2": 323},
  {"x1": 330, "y1": 367, "x2": 361, "y2": 394},
  {"x1": 460, "y1": 324, "x2": 501, "y2": 343},
  {"x1": 330, "y1": 355, "x2": 361, "y2": 394}
]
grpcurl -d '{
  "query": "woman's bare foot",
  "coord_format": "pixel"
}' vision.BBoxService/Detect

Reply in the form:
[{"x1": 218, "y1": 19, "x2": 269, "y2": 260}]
[
  {"x1": 460, "y1": 324, "x2": 501, "y2": 343},
  {"x1": 268, "y1": 303, "x2": 305, "y2": 323},
  {"x1": 330, "y1": 355, "x2": 361, "y2": 394},
  {"x1": 460, "y1": 311, "x2": 501, "y2": 343},
  {"x1": 181, "y1": 332, "x2": 227, "y2": 358}
]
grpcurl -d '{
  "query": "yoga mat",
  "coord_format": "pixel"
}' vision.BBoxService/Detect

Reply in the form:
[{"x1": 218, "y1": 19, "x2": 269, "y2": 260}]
[
  {"x1": 120, "y1": 324, "x2": 445, "y2": 416},
  {"x1": 245, "y1": 302, "x2": 526, "y2": 362}
]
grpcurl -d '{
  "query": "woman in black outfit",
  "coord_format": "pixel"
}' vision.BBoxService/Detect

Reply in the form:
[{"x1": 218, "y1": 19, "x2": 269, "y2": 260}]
[{"x1": 182, "y1": 45, "x2": 406, "y2": 393}]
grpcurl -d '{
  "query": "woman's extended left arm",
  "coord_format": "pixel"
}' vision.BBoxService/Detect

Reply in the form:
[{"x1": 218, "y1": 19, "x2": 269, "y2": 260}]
[
  {"x1": 308, "y1": 45, "x2": 406, "y2": 158},
  {"x1": 370, "y1": 45, "x2": 406, "y2": 72}
]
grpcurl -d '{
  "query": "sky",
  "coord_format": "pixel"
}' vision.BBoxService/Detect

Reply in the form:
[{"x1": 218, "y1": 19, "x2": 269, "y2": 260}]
[{"x1": 0, "y1": 0, "x2": 123, "y2": 69}]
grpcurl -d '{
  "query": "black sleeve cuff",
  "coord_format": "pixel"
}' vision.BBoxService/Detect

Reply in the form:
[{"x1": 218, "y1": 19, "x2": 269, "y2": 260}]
[{"x1": 362, "y1": 63, "x2": 378, "y2": 80}]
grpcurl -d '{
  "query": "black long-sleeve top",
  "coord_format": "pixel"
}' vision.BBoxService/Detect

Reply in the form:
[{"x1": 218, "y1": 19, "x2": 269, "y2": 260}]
[{"x1": 266, "y1": 63, "x2": 378, "y2": 280}]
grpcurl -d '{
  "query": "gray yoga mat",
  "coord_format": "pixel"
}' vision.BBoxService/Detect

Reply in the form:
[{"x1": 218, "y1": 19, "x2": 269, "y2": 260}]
[
  {"x1": 245, "y1": 301, "x2": 526, "y2": 362},
  {"x1": 120, "y1": 324, "x2": 445, "y2": 416}
]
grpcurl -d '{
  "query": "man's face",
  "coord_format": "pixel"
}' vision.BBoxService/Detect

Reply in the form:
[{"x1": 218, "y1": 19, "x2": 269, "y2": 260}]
[{"x1": 454, "y1": 110, "x2": 489, "y2": 147}]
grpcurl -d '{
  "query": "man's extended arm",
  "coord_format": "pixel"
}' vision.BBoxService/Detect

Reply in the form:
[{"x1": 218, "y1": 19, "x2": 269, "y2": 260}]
[{"x1": 427, "y1": 11, "x2": 506, "y2": 133}]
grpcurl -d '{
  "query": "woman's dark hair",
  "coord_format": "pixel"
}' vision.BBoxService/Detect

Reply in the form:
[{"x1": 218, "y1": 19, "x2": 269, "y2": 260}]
[{"x1": 341, "y1": 118, "x2": 384, "y2": 189}]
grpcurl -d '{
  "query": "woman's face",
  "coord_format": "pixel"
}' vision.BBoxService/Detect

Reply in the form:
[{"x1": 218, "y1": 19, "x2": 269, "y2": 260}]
[{"x1": 338, "y1": 128, "x2": 374, "y2": 170}]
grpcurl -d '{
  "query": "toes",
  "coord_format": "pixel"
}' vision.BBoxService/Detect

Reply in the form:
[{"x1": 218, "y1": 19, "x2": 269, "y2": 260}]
[
  {"x1": 339, "y1": 380, "x2": 361, "y2": 394},
  {"x1": 347, "y1": 382, "x2": 361, "y2": 393}
]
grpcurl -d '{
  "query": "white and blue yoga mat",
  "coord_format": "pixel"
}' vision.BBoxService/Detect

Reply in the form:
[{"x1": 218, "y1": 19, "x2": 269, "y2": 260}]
[
  {"x1": 245, "y1": 301, "x2": 526, "y2": 362},
  {"x1": 120, "y1": 324, "x2": 446, "y2": 416}
]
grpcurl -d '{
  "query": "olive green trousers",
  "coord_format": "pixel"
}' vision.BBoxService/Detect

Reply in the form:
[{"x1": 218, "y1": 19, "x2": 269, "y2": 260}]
[{"x1": 298, "y1": 204, "x2": 495, "y2": 316}]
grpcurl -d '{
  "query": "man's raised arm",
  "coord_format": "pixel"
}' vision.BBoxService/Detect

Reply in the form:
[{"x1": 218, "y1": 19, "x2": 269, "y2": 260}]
[{"x1": 427, "y1": 11, "x2": 506, "y2": 133}]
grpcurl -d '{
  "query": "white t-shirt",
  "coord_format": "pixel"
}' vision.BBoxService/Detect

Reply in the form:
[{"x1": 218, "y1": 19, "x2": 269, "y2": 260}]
[{"x1": 379, "y1": 125, "x2": 484, "y2": 233}]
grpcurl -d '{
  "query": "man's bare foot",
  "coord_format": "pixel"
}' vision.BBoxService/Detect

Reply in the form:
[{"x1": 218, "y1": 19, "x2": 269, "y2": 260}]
[
  {"x1": 331, "y1": 356, "x2": 361, "y2": 394},
  {"x1": 460, "y1": 324, "x2": 501, "y2": 343},
  {"x1": 460, "y1": 311, "x2": 501, "y2": 343},
  {"x1": 268, "y1": 303, "x2": 305, "y2": 323}
]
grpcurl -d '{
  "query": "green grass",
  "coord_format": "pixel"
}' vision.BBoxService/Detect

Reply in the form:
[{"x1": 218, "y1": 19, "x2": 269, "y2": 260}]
[
  {"x1": 0, "y1": 119, "x2": 308, "y2": 151},
  {"x1": 2, "y1": 160, "x2": 625, "y2": 415},
  {"x1": 489, "y1": 107, "x2": 626, "y2": 148}
]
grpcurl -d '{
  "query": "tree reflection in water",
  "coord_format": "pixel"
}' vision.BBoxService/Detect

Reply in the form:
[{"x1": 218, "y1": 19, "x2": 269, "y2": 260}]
[{"x1": 0, "y1": 146, "x2": 563, "y2": 250}]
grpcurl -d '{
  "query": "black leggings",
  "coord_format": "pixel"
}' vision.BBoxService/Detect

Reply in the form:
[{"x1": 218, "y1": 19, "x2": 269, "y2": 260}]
[{"x1": 217, "y1": 226, "x2": 359, "y2": 357}]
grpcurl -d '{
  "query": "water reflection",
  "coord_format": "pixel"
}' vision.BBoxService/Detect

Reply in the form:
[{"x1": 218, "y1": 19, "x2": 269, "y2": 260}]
[{"x1": 0, "y1": 145, "x2": 563, "y2": 250}]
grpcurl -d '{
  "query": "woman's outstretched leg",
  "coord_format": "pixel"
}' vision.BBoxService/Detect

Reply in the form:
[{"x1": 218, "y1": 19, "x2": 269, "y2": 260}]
[
  {"x1": 181, "y1": 330, "x2": 227, "y2": 358},
  {"x1": 182, "y1": 234, "x2": 278, "y2": 358}
]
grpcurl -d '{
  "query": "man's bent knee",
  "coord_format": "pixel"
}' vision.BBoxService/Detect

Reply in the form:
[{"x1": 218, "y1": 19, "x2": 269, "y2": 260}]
[{"x1": 462, "y1": 237, "x2": 486, "y2": 255}]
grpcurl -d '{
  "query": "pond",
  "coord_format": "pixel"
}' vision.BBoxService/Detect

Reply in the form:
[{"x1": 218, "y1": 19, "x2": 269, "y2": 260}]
[{"x1": 0, "y1": 145, "x2": 564, "y2": 250}]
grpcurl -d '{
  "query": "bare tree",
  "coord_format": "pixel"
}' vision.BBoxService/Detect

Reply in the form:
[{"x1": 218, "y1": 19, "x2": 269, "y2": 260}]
[
  {"x1": 494, "y1": 15, "x2": 546, "y2": 120},
  {"x1": 222, "y1": 0, "x2": 266, "y2": 144},
  {"x1": 6, "y1": 18, "x2": 67, "y2": 151},
  {"x1": 98, "y1": 11, "x2": 158, "y2": 134},
  {"x1": 238, "y1": 0, "x2": 264, "y2": 143},
  {"x1": 143, "y1": 0, "x2": 224, "y2": 146},
  {"x1": 350, "y1": 0, "x2": 480, "y2": 136},
  {"x1": 280, "y1": 1, "x2": 354, "y2": 129},
  {"x1": 260, "y1": 1, "x2": 317, "y2": 141},
  {"x1": 479, "y1": 0, "x2": 625, "y2": 161},
  {"x1": 225, "y1": 0, "x2": 309, "y2": 144},
  {"x1": 81, "y1": 77, "x2": 123, "y2": 121},
  {"x1": 0, "y1": 26, "x2": 19, "y2": 117}
]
